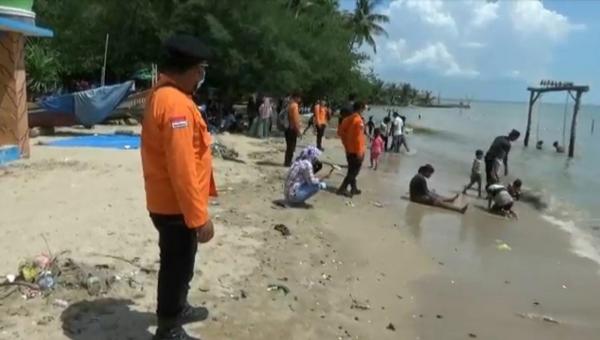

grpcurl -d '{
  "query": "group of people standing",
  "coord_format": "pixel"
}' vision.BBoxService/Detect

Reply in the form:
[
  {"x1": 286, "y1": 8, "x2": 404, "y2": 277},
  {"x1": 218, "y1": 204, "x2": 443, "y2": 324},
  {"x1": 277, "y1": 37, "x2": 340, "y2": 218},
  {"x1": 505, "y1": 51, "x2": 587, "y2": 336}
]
[
  {"x1": 137, "y1": 32, "x2": 528, "y2": 340},
  {"x1": 282, "y1": 92, "x2": 428, "y2": 207},
  {"x1": 282, "y1": 94, "x2": 369, "y2": 204},
  {"x1": 369, "y1": 111, "x2": 410, "y2": 153}
]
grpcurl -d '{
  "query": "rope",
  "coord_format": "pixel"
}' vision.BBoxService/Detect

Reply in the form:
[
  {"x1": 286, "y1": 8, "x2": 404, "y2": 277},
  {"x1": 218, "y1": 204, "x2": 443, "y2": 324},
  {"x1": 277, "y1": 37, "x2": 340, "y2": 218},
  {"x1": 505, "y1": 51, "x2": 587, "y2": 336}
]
[
  {"x1": 562, "y1": 92, "x2": 569, "y2": 146},
  {"x1": 536, "y1": 94, "x2": 542, "y2": 142}
]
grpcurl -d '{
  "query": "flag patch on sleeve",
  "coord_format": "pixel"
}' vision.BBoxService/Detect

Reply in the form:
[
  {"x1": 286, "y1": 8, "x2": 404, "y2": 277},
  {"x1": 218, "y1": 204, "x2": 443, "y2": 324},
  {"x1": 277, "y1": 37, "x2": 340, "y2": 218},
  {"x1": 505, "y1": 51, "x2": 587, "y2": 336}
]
[{"x1": 170, "y1": 116, "x2": 188, "y2": 129}]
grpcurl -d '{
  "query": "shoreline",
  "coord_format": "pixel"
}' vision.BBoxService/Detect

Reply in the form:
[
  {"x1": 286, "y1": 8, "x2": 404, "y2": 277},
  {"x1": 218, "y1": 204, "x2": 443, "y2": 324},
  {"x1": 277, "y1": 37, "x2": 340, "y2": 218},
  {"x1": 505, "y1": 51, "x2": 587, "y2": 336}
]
[{"x1": 0, "y1": 126, "x2": 599, "y2": 339}]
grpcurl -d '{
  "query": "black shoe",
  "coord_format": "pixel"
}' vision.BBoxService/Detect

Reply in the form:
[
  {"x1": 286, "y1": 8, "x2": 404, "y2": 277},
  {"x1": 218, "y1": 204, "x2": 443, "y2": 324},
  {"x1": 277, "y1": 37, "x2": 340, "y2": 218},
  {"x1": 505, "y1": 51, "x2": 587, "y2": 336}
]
[
  {"x1": 351, "y1": 189, "x2": 362, "y2": 195},
  {"x1": 153, "y1": 325, "x2": 200, "y2": 340},
  {"x1": 336, "y1": 189, "x2": 351, "y2": 197},
  {"x1": 176, "y1": 304, "x2": 209, "y2": 325}
]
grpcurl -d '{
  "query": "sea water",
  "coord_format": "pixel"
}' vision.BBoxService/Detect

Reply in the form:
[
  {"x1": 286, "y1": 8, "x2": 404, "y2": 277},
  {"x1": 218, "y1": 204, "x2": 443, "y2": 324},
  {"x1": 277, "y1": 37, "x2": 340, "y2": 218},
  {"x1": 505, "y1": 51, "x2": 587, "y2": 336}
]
[{"x1": 369, "y1": 101, "x2": 600, "y2": 263}]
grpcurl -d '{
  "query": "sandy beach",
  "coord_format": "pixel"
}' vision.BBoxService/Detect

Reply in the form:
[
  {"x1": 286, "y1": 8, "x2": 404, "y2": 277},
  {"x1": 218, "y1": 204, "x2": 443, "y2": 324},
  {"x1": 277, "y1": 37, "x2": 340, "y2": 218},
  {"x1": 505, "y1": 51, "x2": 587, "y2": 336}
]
[{"x1": 1, "y1": 125, "x2": 599, "y2": 340}]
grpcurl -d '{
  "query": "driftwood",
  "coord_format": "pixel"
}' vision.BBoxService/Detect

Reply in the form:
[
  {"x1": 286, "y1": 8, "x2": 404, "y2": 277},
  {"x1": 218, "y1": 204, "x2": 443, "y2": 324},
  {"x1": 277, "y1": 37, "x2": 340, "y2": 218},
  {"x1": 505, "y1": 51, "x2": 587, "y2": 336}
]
[
  {"x1": 89, "y1": 253, "x2": 157, "y2": 274},
  {"x1": 0, "y1": 281, "x2": 41, "y2": 290}
]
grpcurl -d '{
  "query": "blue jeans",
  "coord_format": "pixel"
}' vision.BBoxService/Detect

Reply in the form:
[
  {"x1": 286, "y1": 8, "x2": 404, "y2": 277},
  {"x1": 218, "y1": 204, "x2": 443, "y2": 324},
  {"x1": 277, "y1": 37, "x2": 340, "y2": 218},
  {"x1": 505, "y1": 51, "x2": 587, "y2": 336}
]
[{"x1": 288, "y1": 183, "x2": 320, "y2": 204}]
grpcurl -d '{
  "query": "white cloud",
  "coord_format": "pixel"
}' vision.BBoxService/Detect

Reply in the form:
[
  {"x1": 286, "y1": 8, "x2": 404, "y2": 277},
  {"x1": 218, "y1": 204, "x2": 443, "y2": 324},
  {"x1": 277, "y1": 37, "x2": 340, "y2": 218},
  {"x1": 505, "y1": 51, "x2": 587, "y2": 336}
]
[
  {"x1": 369, "y1": 0, "x2": 585, "y2": 82},
  {"x1": 403, "y1": 42, "x2": 479, "y2": 77},
  {"x1": 385, "y1": 39, "x2": 407, "y2": 58},
  {"x1": 398, "y1": 0, "x2": 457, "y2": 32},
  {"x1": 471, "y1": 1, "x2": 499, "y2": 28},
  {"x1": 461, "y1": 41, "x2": 486, "y2": 49},
  {"x1": 511, "y1": 1, "x2": 585, "y2": 42}
]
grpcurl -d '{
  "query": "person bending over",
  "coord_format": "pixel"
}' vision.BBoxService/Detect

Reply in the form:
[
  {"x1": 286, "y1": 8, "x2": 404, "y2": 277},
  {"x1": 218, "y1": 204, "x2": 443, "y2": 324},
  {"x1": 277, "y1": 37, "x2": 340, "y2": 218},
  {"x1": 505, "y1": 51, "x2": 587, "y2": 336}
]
[
  {"x1": 409, "y1": 164, "x2": 468, "y2": 214},
  {"x1": 487, "y1": 184, "x2": 518, "y2": 219},
  {"x1": 484, "y1": 129, "x2": 520, "y2": 188}
]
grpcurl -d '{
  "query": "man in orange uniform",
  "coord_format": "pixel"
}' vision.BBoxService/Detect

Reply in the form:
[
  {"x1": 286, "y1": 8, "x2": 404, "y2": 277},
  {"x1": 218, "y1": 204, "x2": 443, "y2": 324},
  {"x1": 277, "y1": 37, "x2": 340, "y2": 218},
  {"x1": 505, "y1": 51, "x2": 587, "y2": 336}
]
[
  {"x1": 284, "y1": 92, "x2": 302, "y2": 167},
  {"x1": 337, "y1": 101, "x2": 367, "y2": 197},
  {"x1": 141, "y1": 34, "x2": 217, "y2": 340},
  {"x1": 315, "y1": 99, "x2": 329, "y2": 151}
]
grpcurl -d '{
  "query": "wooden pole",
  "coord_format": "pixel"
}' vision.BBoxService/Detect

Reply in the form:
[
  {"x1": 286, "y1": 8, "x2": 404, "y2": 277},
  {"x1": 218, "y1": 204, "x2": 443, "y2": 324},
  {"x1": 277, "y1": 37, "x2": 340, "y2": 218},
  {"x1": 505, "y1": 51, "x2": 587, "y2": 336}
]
[
  {"x1": 101, "y1": 33, "x2": 109, "y2": 86},
  {"x1": 524, "y1": 90, "x2": 535, "y2": 147},
  {"x1": 568, "y1": 90, "x2": 583, "y2": 158}
]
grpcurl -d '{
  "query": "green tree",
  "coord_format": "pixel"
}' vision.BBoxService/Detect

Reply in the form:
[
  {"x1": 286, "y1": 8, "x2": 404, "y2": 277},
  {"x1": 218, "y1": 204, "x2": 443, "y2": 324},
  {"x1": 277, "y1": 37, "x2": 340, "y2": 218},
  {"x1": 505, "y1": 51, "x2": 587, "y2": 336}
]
[
  {"x1": 30, "y1": 0, "x2": 431, "y2": 106},
  {"x1": 349, "y1": 0, "x2": 389, "y2": 53},
  {"x1": 25, "y1": 40, "x2": 61, "y2": 98}
]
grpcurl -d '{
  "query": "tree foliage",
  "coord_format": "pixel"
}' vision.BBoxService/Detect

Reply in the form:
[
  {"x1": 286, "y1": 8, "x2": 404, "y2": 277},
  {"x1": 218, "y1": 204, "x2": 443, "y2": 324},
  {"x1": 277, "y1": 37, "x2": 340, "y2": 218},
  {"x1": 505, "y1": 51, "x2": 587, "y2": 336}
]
[
  {"x1": 24, "y1": 40, "x2": 60, "y2": 98},
  {"x1": 29, "y1": 0, "x2": 432, "y2": 105}
]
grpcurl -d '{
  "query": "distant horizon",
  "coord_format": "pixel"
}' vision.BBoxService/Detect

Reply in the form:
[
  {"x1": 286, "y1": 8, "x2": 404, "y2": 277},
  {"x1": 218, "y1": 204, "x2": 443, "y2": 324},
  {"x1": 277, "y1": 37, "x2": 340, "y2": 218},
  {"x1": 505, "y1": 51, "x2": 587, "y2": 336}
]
[{"x1": 442, "y1": 97, "x2": 599, "y2": 107}]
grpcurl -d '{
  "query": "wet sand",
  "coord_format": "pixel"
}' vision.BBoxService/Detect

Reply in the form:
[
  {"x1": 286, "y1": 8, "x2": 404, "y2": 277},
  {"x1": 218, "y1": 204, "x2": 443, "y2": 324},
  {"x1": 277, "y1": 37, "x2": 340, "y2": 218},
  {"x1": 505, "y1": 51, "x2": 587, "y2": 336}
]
[{"x1": 0, "y1": 126, "x2": 599, "y2": 339}]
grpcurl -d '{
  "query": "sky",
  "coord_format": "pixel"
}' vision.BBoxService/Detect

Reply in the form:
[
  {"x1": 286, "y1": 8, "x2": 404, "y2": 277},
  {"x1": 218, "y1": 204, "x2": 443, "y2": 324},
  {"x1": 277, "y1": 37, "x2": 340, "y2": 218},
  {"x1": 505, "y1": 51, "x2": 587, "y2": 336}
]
[{"x1": 340, "y1": 0, "x2": 600, "y2": 104}]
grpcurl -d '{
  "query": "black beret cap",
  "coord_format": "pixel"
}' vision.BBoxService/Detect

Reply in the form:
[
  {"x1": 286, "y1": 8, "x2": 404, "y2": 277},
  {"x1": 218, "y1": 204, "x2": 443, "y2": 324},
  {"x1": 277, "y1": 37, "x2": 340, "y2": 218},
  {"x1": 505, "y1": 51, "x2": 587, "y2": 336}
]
[{"x1": 163, "y1": 34, "x2": 212, "y2": 62}]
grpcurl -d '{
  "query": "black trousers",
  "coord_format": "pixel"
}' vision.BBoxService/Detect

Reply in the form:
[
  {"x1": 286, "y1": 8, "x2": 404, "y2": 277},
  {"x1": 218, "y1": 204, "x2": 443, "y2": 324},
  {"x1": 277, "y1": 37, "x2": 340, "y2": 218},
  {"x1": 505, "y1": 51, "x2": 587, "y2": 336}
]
[
  {"x1": 382, "y1": 136, "x2": 389, "y2": 151},
  {"x1": 150, "y1": 213, "x2": 198, "y2": 320},
  {"x1": 284, "y1": 128, "x2": 298, "y2": 166},
  {"x1": 339, "y1": 153, "x2": 363, "y2": 192},
  {"x1": 316, "y1": 124, "x2": 326, "y2": 150}
]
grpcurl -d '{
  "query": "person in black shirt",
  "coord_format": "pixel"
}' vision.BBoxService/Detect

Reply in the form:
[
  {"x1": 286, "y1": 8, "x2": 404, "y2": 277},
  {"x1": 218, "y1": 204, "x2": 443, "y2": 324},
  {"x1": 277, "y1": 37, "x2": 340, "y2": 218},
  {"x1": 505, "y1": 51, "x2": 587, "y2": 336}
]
[
  {"x1": 484, "y1": 129, "x2": 520, "y2": 188},
  {"x1": 366, "y1": 116, "x2": 375, "y2": 136},
  {"x1": 409, "y1": 164, "x2": 468, "y2": 214}
]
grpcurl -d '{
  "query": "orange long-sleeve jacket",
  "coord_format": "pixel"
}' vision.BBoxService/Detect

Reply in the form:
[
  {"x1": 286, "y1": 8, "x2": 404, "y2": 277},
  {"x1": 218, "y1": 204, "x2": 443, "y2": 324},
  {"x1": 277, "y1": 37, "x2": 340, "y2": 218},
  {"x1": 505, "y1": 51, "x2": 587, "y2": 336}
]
[
  {"x1": 288, "y1": 101, "x2": 301, "y2": 133},
  {"x1": 141, "y1": 75, "x2": 217, "y2": 229},
  {"x1": 337, "y1": 112, "x2": 366, "y2": 157},
  {"x1": 315, "y1": 104, "x2": 328, "y2": 126}
]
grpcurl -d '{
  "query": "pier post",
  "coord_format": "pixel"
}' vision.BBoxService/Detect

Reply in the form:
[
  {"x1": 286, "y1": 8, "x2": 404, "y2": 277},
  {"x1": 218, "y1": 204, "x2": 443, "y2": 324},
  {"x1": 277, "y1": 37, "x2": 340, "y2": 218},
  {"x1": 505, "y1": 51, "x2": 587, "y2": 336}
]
[
  {"x1": 524, "y1": 91, "x2": 535, "y2": 147},
  {"x1": 568, "y1": 90, "x2": 583, "y2": 158}
]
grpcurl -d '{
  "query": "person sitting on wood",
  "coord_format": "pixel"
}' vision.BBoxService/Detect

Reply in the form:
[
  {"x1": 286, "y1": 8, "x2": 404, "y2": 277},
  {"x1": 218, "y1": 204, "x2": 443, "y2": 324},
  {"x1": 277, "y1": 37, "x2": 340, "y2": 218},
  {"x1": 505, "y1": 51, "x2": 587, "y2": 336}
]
[
  {"x1": 409, "y1": 164, "x2": 468, "y2": 214},
  {"x1": 553, "y1": 141, "x2": 565, "y2": 153}
]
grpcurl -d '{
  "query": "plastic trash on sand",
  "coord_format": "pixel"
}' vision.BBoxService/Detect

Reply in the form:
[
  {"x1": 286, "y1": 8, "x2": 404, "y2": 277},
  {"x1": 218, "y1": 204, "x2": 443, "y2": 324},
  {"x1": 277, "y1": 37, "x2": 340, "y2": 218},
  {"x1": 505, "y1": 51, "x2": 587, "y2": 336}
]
[{"x1": 495, "y1": 240, "x2": 512, "y2": 251}]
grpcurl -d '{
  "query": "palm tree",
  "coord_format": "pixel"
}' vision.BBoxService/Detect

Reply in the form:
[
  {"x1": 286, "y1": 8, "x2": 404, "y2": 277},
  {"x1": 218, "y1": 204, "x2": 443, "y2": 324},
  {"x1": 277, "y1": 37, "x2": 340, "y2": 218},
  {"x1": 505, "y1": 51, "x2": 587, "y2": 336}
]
[
  {"x1": 349, "y1": 0, "x2": 389, "y2": 53},
  {"x1": 288, "y1": 0, "x2": 339, "y2": 18}
]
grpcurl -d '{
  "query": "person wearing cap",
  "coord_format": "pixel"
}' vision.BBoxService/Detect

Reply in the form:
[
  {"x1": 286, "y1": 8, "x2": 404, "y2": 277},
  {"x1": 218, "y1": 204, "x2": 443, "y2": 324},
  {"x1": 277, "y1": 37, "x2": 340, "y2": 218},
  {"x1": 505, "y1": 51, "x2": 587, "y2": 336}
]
[
  {"x1": 141, "y1": 34, "x2": 217, "y2": 340},
  {"x1": 337, "y1": 101, "x2": 367, "y2": 197},
  {"x1": 484, "y1": 129, "x2": 521, "y2": 188}
]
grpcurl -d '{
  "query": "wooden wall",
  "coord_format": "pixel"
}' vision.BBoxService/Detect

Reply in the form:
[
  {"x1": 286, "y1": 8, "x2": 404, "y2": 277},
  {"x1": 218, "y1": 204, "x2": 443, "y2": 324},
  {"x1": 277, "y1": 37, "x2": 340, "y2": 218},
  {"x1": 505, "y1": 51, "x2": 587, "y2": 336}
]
[{"x1": 0, "y1": 32, "x2": 28, "y2": 158}]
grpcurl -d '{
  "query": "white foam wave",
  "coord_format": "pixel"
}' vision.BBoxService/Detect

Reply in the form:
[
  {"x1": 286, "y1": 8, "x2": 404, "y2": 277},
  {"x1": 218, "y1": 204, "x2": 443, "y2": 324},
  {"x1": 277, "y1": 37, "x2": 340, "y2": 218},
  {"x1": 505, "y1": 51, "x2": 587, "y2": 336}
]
[{"x1": 541, "y1": 214, "x2": 600, "y2": 268}]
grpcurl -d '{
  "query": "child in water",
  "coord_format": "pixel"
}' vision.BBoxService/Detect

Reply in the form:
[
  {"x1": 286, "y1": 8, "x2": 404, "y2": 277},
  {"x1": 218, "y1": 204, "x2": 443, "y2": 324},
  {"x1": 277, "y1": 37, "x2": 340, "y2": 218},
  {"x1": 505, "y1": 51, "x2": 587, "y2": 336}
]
[
  {"x1": 463, "y1": 149, "x2": 484, "y2": 197},
  {"x1": 370, "y1": 128, "x2": 384, "y2": 170},
  {"x1": 507, "y1": 179, "x2": 522, "y2": 200}
]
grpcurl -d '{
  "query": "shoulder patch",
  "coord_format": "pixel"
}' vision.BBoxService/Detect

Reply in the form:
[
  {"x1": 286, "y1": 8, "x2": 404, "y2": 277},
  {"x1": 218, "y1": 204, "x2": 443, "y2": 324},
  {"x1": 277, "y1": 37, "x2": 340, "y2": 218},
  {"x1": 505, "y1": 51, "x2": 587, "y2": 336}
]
[{"x1": 170, "y1": 116, "x2": 189, "y2": 129}]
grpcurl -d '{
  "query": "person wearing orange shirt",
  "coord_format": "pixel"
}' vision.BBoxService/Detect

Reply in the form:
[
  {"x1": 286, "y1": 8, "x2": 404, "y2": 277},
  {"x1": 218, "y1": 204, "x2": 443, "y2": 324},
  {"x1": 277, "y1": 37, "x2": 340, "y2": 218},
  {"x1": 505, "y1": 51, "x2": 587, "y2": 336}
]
[
  {"x1": 337, "y1": 101, "x2": 367, "y2": 197},
  {"x1": 315, "y1": 99, "x2": 329, "y2": 151},
  {"x1": 284, "y1": 92, "x2": 302, "y2": 167},
  {"x1": 141, "y1": 34, "x2": 216, "y2": 340}
]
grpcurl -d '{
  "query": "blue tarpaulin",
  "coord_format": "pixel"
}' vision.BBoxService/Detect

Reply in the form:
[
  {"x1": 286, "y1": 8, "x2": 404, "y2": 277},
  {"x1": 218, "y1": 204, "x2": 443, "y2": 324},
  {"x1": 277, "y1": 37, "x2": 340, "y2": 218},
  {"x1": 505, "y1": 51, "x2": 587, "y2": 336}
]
[
  {"x1": 39, "y1": 92, "x2": 74, "y2": 113},
  {"x1": 45, "y1": 134, "x2": 140, "y2": 150},
  {"x1": 0, "y1": 145, "x2": 20, "y2": 165},
  {"x1": 39, "y1": 81, "x2": 134, "y2": 125}
]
